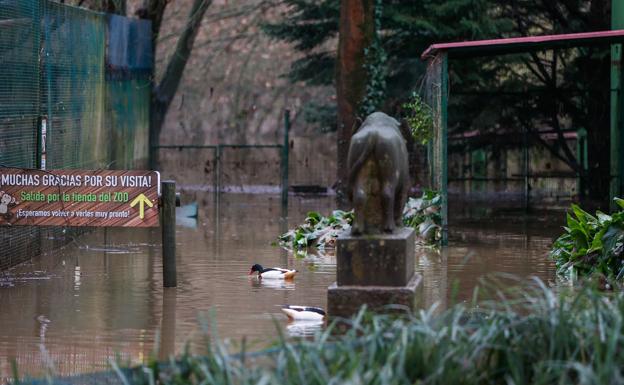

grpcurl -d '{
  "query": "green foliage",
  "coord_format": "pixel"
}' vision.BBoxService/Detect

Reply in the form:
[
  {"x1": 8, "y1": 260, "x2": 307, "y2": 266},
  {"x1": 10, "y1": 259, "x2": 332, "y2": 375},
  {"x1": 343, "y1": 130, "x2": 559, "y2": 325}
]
[
  {"x1": 278, "y1": 210, "x2": 353, "y2": 251},
  {"x1": 263, "y1": 0, "x2": 511, "y2": 127},
  {"x1": 359, "y1": 0, "x2": 387, "y2": 116},
  {"x1": 402, "y1": 92, "x2": 433, "y2": 144},
  {"x1": 402, "y1": 189, "x2": 442, "y2": 245},
  {"x1": 301, "y1": 101, "x2": 337, "y2": 132},
  {"x1": 262, "y1": 0, "x2": 339, "y2": 87},
  {"x1": 104, "y1": 280, "x2": 624, "y2": 385},
  {"x1": 261, "y1": 0, "x2": 339, "y2": 51},
  {"x1": 550, "y1": 198, "x2": 624, "y2": 282},
  {"x1": 279, "y1": 190, "x2": 442, "y2": 250}
]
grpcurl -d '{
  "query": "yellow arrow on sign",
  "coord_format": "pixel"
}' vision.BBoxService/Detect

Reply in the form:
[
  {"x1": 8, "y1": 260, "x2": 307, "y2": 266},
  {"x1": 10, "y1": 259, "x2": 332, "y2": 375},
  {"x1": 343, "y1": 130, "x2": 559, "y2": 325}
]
[{"x1": 130, "y1": 193, "x2": 153, "y2": 219}]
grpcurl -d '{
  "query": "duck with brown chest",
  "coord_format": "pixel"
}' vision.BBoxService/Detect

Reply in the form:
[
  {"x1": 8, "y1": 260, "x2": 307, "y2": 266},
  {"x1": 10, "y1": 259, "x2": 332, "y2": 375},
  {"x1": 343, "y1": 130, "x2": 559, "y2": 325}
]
[{"x1": 249, "y1": 264, "x2": 297, "y2": 279}]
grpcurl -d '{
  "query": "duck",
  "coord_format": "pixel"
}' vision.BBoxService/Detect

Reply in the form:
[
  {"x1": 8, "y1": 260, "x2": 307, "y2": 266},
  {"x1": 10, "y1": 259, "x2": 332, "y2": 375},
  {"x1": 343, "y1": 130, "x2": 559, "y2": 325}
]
[
  {"x1": 249, "y1": 264, "x2": 297, "y2": 279},
  {"x1": 281, "y1": 305, "x2": 326, "y2": 321}
]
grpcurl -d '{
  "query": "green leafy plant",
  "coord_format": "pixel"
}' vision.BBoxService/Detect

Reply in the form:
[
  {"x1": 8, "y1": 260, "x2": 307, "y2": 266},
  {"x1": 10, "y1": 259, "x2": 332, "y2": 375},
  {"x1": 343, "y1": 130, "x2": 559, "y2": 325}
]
[
  {"x1": 550, "y1": 198, "x2": 624, "y2": 283},
  {"x1": 402, "y1": 93, "x2": 433, "y2": 144},
  {"x1": 402, "y1": 189, "x2": 442, "y2": 245},
  {"x1": 279, "y1": 190, "x2": 442, "y2": 250},
  {"x1": 278, "y1": 210, "x2": 353, "y2": 251},
  {"x1": 359, "y1": 0, "x2": 387, "y2": 117}
]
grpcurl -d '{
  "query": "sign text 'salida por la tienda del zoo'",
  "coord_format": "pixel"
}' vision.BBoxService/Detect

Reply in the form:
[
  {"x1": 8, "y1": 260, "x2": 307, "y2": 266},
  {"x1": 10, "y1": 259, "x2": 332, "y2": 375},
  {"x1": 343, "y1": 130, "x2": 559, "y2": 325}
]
[{"x1": 0, "y1": 169, "x2": 160, "y2": 227}]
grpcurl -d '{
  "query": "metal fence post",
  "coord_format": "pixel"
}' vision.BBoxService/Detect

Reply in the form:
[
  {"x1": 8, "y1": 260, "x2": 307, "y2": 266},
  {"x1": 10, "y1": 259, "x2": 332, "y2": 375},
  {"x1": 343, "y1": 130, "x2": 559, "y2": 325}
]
[
  {"x1": 161, "y1": 180, "x2": 177, "y2": 287},
  {"x1": 215, "y1": 145, "x2": 222, "y2": 213},
  {"x1": 611, "y1": 0, "x2": 624, "y2": 208},
  {"x1": 523, "y1": 125, "x2": 530, "y2": 212},
  {"x1": 281, "y1": 110, "x2": 290, "y2": 211},
  {"x1": 428, "y1": 53, "x2": 449, "y2": 246}
]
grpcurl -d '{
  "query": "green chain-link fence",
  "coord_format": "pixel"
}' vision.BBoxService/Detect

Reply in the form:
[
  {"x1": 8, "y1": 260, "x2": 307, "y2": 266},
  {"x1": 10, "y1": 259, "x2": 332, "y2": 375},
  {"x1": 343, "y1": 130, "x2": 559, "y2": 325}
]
[{"x1": 0, "y1": 0, "x2": 152, "y2": 270}]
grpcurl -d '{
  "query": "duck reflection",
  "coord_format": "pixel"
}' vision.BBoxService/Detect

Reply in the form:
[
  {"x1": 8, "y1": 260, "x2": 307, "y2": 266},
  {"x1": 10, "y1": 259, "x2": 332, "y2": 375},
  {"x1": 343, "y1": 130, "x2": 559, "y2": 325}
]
[
  {"x1": 249, "y1": 277, "x2": 295, "y2": 290},
  {"x1": 286, "y1": 320, "x2": 324, "y2": 337}
]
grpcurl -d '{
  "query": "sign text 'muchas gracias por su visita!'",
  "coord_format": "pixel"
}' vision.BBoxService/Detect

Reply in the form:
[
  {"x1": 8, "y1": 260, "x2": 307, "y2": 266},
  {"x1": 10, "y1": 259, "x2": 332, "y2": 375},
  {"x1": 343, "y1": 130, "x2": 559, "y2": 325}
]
[{"x1": 0, "y1": 173, "x2": 153, "y2": 188}]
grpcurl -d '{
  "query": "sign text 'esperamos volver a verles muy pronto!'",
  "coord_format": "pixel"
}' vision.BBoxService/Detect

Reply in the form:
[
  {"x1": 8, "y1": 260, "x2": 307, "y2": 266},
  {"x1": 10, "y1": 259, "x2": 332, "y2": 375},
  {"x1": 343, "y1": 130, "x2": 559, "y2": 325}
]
[{"x1": 0, "y1": 169, "x2": 160, "y2": 227}]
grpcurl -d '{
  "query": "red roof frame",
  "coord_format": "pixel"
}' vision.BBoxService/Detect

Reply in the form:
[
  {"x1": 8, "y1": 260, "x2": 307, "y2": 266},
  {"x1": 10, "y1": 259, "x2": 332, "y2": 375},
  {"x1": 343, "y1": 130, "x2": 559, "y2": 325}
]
[{"x1": 421, "y1": 29, "x2": 624, "y2": 59}]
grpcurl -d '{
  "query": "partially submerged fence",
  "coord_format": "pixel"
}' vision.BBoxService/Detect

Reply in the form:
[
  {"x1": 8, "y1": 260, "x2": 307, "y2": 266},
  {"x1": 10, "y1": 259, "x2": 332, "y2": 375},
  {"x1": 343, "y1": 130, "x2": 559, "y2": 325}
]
[
  {"x1": 155, "y1": 111, "x2": 292, "y2": 210},
  {"x1": 0, "y1": 1, "x2": 152, "y2": 270}
]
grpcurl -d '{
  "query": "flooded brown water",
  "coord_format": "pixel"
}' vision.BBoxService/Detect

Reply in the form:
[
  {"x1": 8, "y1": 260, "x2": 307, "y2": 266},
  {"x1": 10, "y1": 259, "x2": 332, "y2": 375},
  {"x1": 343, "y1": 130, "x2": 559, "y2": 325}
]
[{"x1": 0, "y1": 193, "x2": 560, "y2": 381}]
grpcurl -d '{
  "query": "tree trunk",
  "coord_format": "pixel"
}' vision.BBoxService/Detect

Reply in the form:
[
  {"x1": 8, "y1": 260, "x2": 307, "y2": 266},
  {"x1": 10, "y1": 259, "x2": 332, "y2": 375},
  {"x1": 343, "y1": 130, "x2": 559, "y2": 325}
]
[
  {"x1": 136, "y1": 0, "x2": 168, "y2": 50},
  {"x1": 583, "y1": 0, "x2": 611, "y2": 208},
  {"x1": 105, "y1": 0, "x2": 126, "y2": 15},
  {"x1": 144, "y1": 0, "x2": 213, "y2": 169},
  {"x1": 335, "y1": 0, "x2": 375, "y2": 208},
  {"x1": 582, "y1": 55, "x2": 610, "y2": 208}
]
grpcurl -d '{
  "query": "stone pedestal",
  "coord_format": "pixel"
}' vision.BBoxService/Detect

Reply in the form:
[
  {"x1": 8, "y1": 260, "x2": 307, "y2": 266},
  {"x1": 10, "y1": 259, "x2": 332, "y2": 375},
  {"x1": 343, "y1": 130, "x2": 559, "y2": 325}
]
[
  {"x1": 337, "y1": 227, "x2": 415, "y2": 286},
  {"x1": 328, "y1": 274, "x2": 422, "y2": 316},
  {"x1": 328, "y1": 227, "x2": 422, "y2": 319}
]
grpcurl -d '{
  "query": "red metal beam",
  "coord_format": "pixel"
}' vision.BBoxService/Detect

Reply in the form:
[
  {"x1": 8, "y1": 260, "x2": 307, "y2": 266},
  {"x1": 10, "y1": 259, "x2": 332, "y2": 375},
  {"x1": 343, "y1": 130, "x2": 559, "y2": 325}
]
[{"x1": 421, "y1": 30, "x2": 624, "y2": 59}]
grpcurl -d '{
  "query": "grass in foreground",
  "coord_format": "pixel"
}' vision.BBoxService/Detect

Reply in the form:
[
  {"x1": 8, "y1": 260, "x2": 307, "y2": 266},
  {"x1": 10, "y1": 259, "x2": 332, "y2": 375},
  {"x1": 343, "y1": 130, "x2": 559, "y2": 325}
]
[{"x1": 112, "y1": 278, "x2": 624, "y2": 385}]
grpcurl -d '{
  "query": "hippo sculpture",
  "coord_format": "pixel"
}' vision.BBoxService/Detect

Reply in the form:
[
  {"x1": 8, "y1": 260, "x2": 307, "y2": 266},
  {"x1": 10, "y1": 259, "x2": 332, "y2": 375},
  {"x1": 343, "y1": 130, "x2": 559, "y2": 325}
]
[{"x1": 347, "y1": 112, "x2": 409, "y2": 235}]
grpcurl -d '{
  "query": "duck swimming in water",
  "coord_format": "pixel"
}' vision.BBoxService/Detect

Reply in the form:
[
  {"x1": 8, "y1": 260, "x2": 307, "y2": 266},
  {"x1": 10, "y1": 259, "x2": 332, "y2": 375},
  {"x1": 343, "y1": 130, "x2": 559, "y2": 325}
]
[
  {"x1": 281, "y1": 305, "x2": 326, "y2": 321},
  {"x1": 249, "y1": 264, "x2": 297, "y2": 279}
]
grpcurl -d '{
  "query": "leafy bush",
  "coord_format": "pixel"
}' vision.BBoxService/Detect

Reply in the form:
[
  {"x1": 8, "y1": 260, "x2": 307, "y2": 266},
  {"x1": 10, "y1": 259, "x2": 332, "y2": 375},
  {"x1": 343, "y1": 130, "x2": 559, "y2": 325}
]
[
  {"x1": 402, "y1": 189, "x2": 442, "y2": 245},
  {"x1": 550, "y1": 198, "x2": 624, "y2": 282},
  {"x1": 402, "y1": 92, "x2": 433, "y2": 145},
  {"x1": 278, "y1": 210, "x2": 353, "y2": 251},
  {"x1": 279, "y1": 190, "x2": 442, "y2": 250}
]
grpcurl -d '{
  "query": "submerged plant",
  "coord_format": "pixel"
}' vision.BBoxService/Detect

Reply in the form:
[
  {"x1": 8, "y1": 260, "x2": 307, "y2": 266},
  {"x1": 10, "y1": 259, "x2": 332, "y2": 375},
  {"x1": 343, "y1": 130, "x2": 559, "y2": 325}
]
[
  {"x1": 402, "y1": 189, "x2": 442, "y2": 245},
  {"x1": 278, "y1": 210, "x2": 353, "y2": 251},
  {"x1": 550, "y1": 198, "x2": 624, "y2": 283},
  {"x1": 279, "y1": 190, "x2": 442, "y2": 251}
]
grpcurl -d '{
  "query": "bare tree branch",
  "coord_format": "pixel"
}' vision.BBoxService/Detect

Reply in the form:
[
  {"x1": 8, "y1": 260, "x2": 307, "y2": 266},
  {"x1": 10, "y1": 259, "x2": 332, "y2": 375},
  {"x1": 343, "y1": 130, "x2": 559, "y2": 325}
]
[
  {"x1": 150, "y1": 0, "x2": 213, "y2": 168},
  {"x1": 155, "y1": 0, "x2": 213, "y2": 106},
  {"x1": 136, "y1": 0, "x2": 169, "y2": 48}
]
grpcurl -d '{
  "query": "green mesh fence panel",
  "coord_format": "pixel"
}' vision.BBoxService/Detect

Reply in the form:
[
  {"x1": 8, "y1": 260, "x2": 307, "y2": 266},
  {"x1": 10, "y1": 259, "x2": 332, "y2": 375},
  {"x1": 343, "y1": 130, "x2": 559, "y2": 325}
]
[
  {"x1": 0, "y1": 0, "x2": 40, "y2": 168},
  {"x1": 0, "y1": 1, "x2": 152, "y2": 271},
  {"x1": 0, "y1": 0, "x2": 42, "y2": 270},
  {"x1": 42, "y1": 1, "x2": 107, "y2": 170},
  {"x1": 105, "y1": 14, "x2": 152, "y2": 170},
  {"x1": 106, "y1": 78, "x2": 150, "y2": 169},
  {"x1": 38, "y1": 2, "x2": 108, "y2": 266}
]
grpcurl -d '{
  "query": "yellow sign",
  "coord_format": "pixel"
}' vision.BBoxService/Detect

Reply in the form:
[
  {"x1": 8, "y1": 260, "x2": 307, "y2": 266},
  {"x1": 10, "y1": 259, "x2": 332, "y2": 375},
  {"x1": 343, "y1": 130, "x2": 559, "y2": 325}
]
[{"x1": 130, "y1": 193, "x2": 154, "y2": 220}]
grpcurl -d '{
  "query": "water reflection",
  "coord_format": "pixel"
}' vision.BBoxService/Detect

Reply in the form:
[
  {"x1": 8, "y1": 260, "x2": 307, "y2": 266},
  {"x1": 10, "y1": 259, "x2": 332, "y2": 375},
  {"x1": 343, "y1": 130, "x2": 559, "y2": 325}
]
[
  {"x1": 250, "y1": 278, "x2": 296, "y2": 291},
  {"x1": 159, "y1": 288, "x2": 177, "y2": 361},
  {"x1": 176, "y1": 216, "x2": 198, "y2": 229},
  {"x1": 0, "y1": 193, "x2": 559, "y2": 380},
  {"x1": 78, "y1": 245, "x2": 142, "y2": 254},
  {"x1": 299, "y1": 250, "x2": 336, "y2": 268},
  {"x1": 286, "y1": 320, "x2": 324, "y2": 338},
  {"x1": 416, "y1": 221, "x2": 558, "y2": 310}
]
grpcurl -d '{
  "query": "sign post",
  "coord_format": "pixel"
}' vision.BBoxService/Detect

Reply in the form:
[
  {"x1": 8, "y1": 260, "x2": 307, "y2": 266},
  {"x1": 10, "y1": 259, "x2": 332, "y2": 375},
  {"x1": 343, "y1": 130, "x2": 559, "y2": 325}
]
[{"x1": 161, "y1": 180, "x2": 177, "y2": 287}]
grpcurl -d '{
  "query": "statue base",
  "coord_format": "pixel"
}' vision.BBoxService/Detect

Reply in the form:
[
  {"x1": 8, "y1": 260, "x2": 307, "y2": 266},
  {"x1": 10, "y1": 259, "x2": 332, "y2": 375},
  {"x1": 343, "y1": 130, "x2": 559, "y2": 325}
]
[
  {"x1": 327, "y1": 227, "x2": 422, "y2": 319},
  {"x1": 327, "y1": 273, "x2": 422, "y2": 319},
  {"x1": 336, "y1": 227, "x2": 415, "y2": 286}
]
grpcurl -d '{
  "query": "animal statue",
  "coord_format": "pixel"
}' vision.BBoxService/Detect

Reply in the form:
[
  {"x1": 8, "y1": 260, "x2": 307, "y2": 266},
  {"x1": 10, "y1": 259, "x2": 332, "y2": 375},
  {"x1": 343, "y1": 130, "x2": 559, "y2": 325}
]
[{"x1": 347, "y1": 112, "x2": 409, "y2": 235}]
